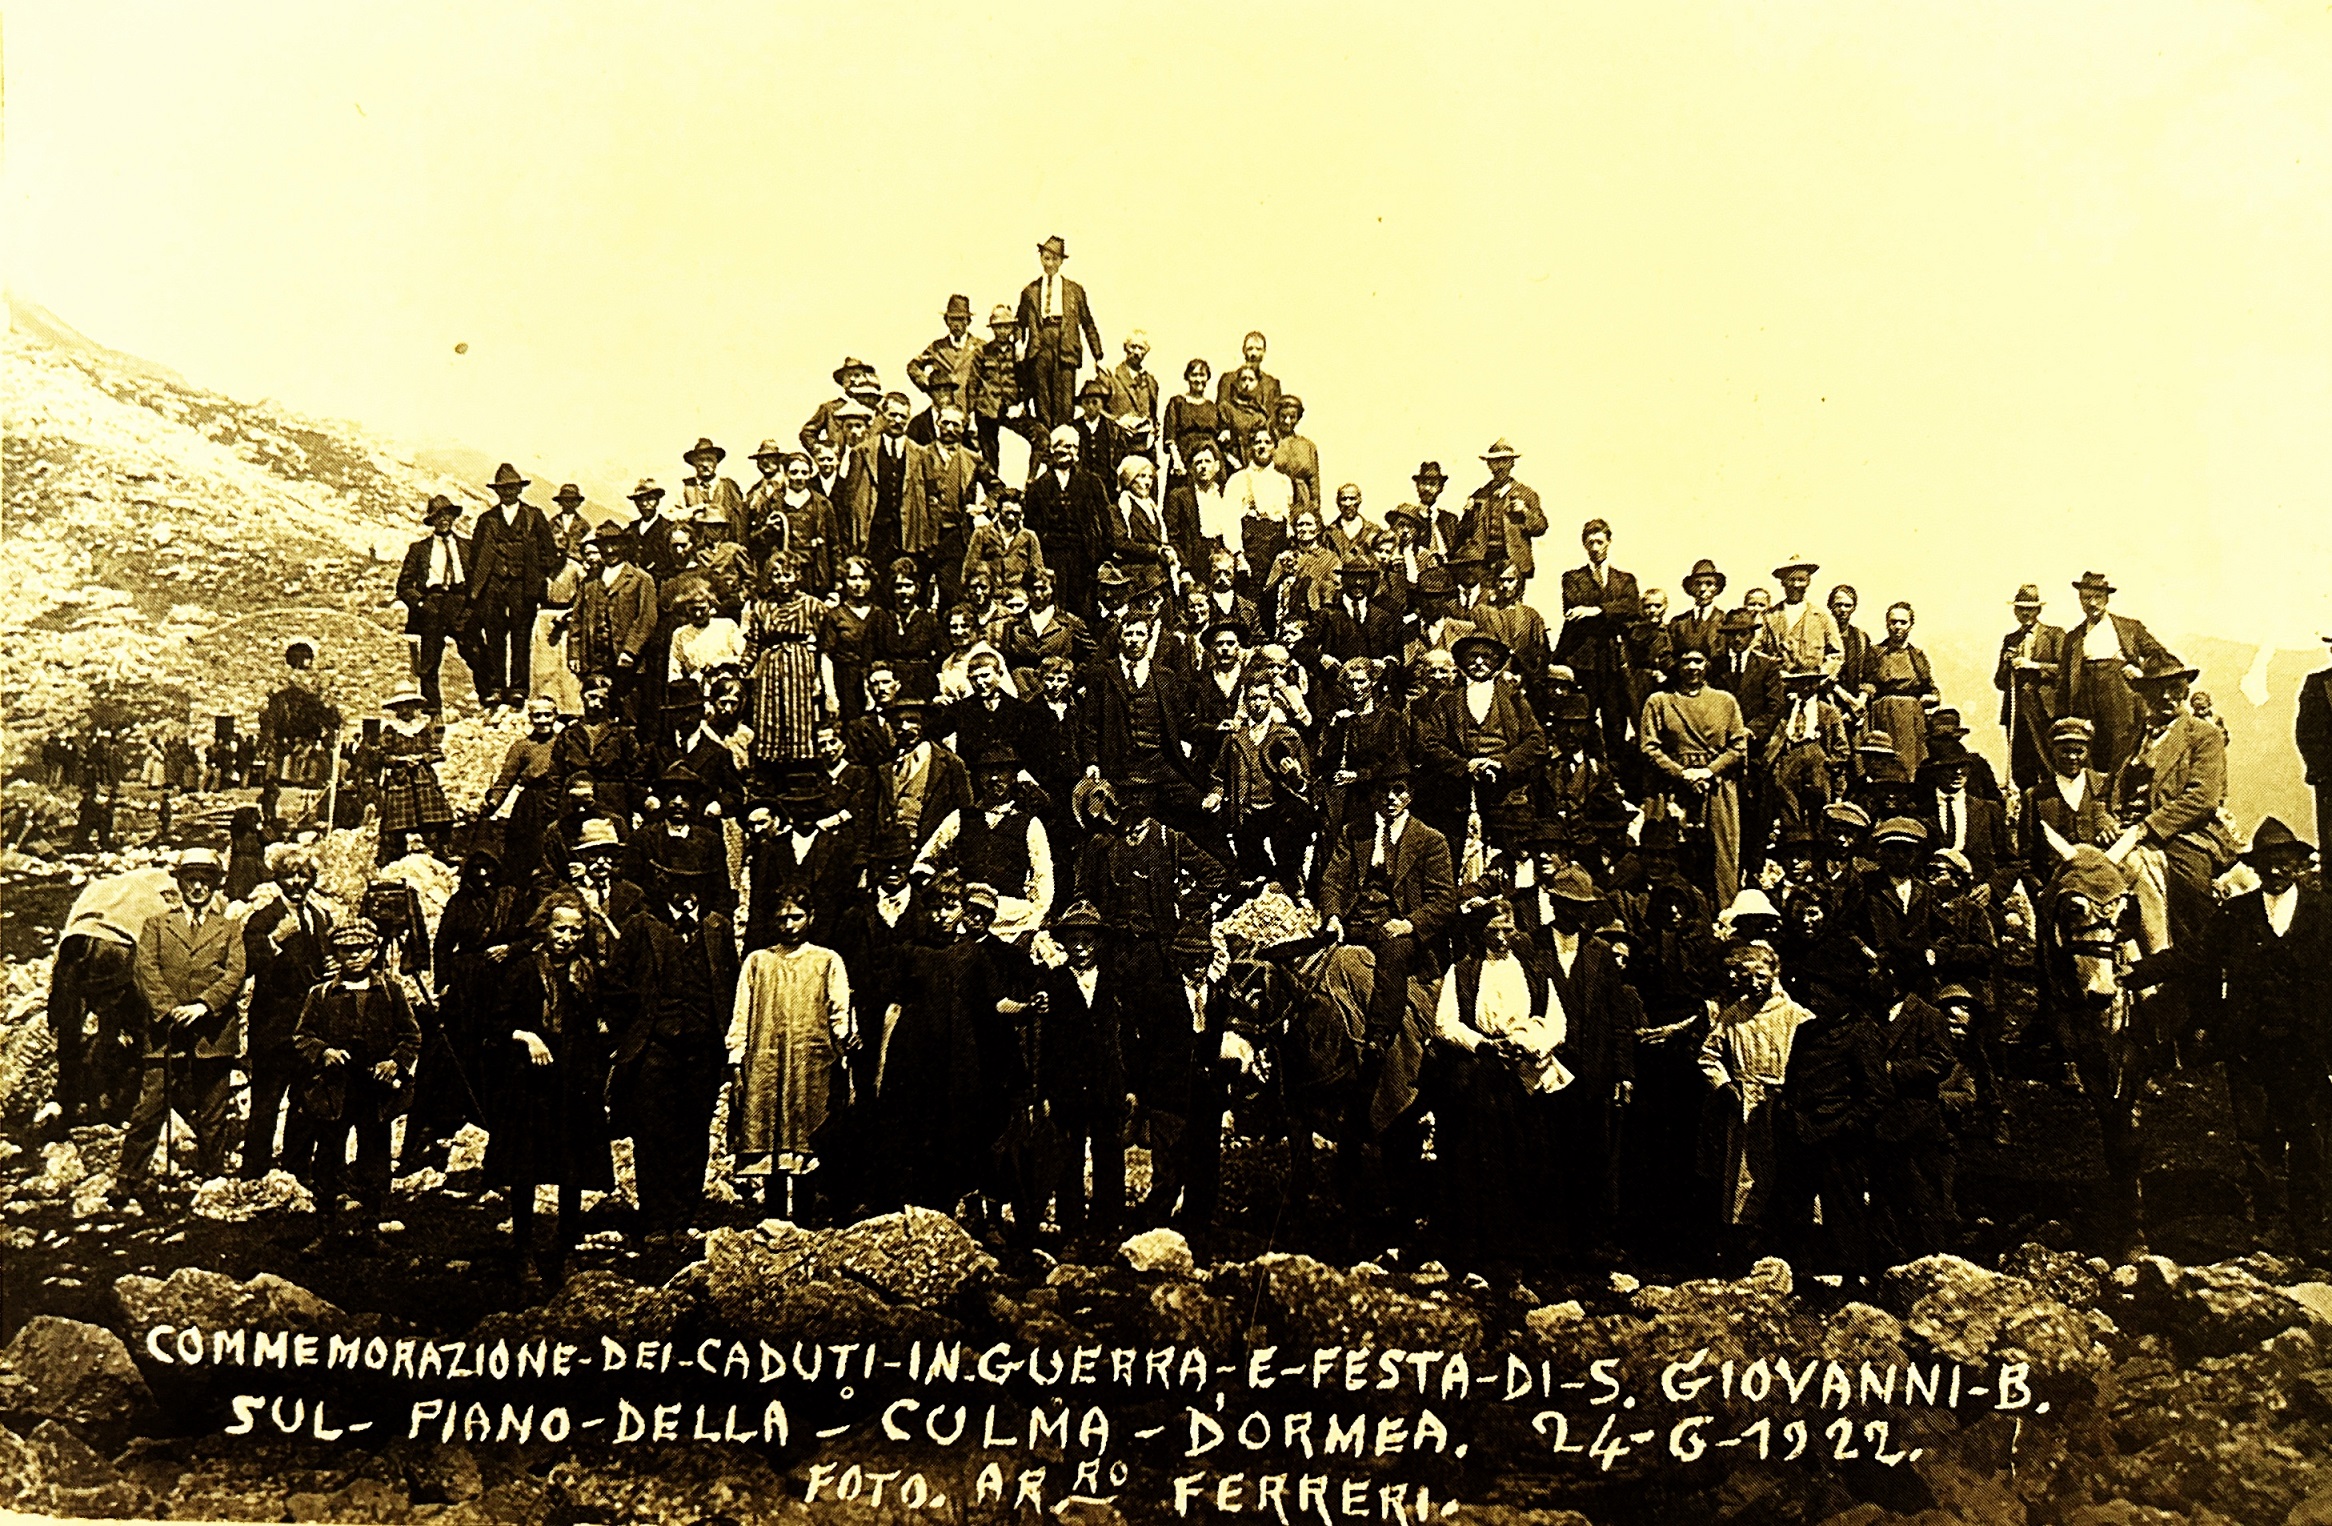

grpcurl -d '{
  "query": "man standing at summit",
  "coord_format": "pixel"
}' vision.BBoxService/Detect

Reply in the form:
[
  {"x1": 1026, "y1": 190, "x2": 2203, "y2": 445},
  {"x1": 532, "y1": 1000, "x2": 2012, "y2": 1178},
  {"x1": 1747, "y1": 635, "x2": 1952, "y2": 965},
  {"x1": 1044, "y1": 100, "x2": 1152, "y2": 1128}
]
[
  {"x1": 2057, "y1": 572, "x2": 2176, "y2": 778},
  {"x1": 1017, "y1": 236, "x2": 1103, "y2": 431},
  {"x1": 469, "y1": 463, "x2": 558, "y2": 709},
  {"x1": 1455, "y1": 439, "x2": 1549, "y2": 586}
]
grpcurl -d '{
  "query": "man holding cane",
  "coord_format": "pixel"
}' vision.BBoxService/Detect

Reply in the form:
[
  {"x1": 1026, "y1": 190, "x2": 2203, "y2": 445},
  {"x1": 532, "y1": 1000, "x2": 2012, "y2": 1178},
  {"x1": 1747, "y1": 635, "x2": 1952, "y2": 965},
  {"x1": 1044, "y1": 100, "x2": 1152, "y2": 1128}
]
[{"x1": 117, "y1": 848, "x2": 246, "y2": 1205}]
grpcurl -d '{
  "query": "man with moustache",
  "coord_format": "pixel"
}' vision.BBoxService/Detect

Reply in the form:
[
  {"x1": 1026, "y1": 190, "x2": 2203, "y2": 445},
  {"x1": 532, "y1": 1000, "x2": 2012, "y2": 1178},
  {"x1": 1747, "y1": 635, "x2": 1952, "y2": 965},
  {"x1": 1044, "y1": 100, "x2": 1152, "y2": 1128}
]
[{"x1": 468, "y1": 463, "x2": 560, "y2": 708}]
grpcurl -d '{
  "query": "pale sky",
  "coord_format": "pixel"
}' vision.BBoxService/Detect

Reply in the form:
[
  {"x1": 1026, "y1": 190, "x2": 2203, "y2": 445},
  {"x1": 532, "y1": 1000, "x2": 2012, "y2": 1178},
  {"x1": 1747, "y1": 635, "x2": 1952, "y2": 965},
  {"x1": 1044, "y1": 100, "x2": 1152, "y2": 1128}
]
[{"x1": 10, "y1": 1, "x2": 2332, "y2": 651}]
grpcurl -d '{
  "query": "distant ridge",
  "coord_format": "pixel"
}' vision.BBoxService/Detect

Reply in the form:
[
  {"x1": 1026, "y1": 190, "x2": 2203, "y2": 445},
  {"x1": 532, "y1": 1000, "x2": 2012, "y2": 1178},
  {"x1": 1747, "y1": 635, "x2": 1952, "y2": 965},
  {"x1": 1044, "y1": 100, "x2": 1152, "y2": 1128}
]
[{"x1": 5, "y1": 292, "x2": 186, "y2": 386}]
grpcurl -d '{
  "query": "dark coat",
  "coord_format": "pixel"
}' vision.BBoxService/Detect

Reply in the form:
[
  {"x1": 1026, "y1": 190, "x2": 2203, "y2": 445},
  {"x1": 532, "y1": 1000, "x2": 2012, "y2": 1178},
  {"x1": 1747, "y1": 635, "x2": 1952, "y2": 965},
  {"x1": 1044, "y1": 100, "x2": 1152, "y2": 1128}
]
[
  {"x1": 1555, "y1": 565, "x2": 1642, "y2": 675},
  {"x1": 2298, "y1": 668, "x2": 2332, "y2": 787},
  {"x1": 1994, "y1": 621, "x2": 2067, "y2": 728},
  {"x1": 1315, "y1": 596, "x2": 1407, "y2": 666},
  {"x1": 397, "y1": 533, "x2": 474, "y2": 632},
  {"x1": 1016, "y1": 275, "x2": 1103, "y2": 368},
  {"x1": 1712, "y1": 650, "x2": 1788, "y2": 747},
  {"x1": 1545, "y1": 935, "x2": 1637, "y2": 1090},
  {"x1": 1023, "y1": 466, "x2": 1111, "y2": 568},
  {"x1": 468, "y1": 501, "x2": 558, "y2": 598},
  {"x1": 1319, "y1": 814, "x2": 1457, "y2": 943},
  {"x1": 484, "y1": 950, "x2": 615, "y2": 1191},
  {"x1": 1077, "y1": 656, "x2": 1200, "y2": 785},
  {"x1": 243, "y1": 897, "x2": 335, "y2": 1057}
]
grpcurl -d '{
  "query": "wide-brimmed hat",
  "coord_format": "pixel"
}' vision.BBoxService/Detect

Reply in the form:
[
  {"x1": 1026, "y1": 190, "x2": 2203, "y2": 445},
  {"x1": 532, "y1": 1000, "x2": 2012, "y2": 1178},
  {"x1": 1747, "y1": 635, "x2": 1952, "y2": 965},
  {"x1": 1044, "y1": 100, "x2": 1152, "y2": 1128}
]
[
  {"x1": 970, "y1": 743, "x2": 1022, "y2": 773},
  {"x1": 1037, "y1": 235, "x2": 1069, "y2": 259},
  {"x1": 832, "y1": 356, "x2": 875, "y2": 385},
  {"x1": 1855, "y1": 729, "x2": 1899, "y2": 756},
  {"x1": 2071, "y1": 571, "x2": 2116, "y2": 596},
  {"x1": 573, "y1": 818, "x2": 624, "y2": 856},
  {"x1": 552, "y1": 483, "x2": 584, "y2": 506},
  {"x1": 1771, "y1": 553, "x2": 1819, "y2": 579},
  {"x1": 865, "y1": 824, "x2": 916, "y2": 865},
  {"x1": 2128, "y1": 652, "x2": 2200, "y2": 688},
  {"x1": 628, "y1": 477, "x2": 665, "y2": 502},
  {"x1": 1413, "y1": 566, "x2": 1457, "y2": 598},
  {"x1": 171, "y1": 846, "x2": 226, "y2": 879},
  {"x1": 1451, "y1": 632, "x2": 1510, "y2": 670},
  {"x1": 1781, "y1": 664, "x2": 1825, "y2": 687},
  {"x1": 1544, "y1": 865, "x2": 1602, "y2": 905},
  {"x1": 382, "y1": 687, "x2": 427, "y2": 711},
  {"x1": 1522, "y1": 816, "x2": 1575, "y2": 850},
  {"x1": 2245, "y1": 816, "x2": 2314, "y2": 863},
  {"x1": 751, "y1": 438, "x2": 787, "y2": 460},
  {"x1": 1093, "y1": 561, "x2": 1131, "y2": 592},
  {"x1": 1479, "y1": 438, "x2": 1521, "y2": 461},
  {"x1": 1682, "y1": 558, "x2": 1726, "y2": 592},
  {"x1": 421, "y1": 493, "x2": 461, "y2": 524},
  {"x1": 1719, "y1": 608, "x2": 1759, "y2": 634},
  {"x1": 942, "y1": 293, "x2": 972, "y2": 319},
  {"x1": 1548, "y1": 691, "x2": 1595, "y2": 724},
  {"x1": 1384, "y1": 503, "x2": 1429, "y2": 531},
  {"x1": 592, "y1": 518, "x2": 633, "y2": 544},
  {"x1": 489, "y1": 462, "x2": 529, "y2": 489},
  {"x1": 683, "y1": 437, "x2": 725, "y2": 465},
  {"x1": 1413, "y1": 460, "x2": 1447, "y2": 482},
  {"x1": 1078, "y1": 376, "x2": 1111, "y2": 401},
  {"x1": 2012, "y1": 583, "x2": 2045, "y2": 608}
]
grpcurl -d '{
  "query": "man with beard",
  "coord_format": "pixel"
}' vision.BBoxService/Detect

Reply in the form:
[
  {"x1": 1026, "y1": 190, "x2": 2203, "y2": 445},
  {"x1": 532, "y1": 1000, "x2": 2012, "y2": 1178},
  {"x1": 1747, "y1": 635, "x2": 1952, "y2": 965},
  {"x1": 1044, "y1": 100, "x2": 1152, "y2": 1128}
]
[
  {"x1": 117, "y1": 849, "x2": 247, "y2": 1204},
  {"x1": 1414, "y1": 633, "x2": 1547, "y2": 857},
  {"x1": 2110, "y1": 655, "x2": 2230, "y2": 963},
  {"x1": 678, "y1": 437, "x2": 747, "y2": 547},
  {"x1": 913, "y1": 746, "x2": 1055, "y2": 942},
  {"x1": 241, "y1": 845, "x2": 335, "y2": 1180},
  {"x1": 291, "y1": 919, "x2": 422, "y2": 1247},
  {"x1": 551, "y1": 674, "x2": 642, "y2": 821},
  {"x1": 487, "y1": 892, "x2": 615, "y2": 1288},
  {"x1": 610, "y1": 849, "x2": 738, "y2": 1242},
  {"x1": 1320, "y1": 763, "x2": 1456, "y2": 1108},
  {"x1": 572, "y1": 521, "x2": 661, "y2": 718}
]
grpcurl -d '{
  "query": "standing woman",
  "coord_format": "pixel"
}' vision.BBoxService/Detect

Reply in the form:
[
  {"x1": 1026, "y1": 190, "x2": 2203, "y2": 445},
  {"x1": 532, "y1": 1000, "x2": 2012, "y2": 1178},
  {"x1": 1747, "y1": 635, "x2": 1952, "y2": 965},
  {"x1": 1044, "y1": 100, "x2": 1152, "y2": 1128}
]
[
  {"x1": 726, "y1": 889, "x2": 853, "y2": 1222},
  {"x1": 740, "y1": 550, "x2": 829, "y2": 786},
  {"x1": 1162, "y1": 359, "x2": 1226, "y2": 493},
  {"x1": 1830, "y1": 585, "x2": 1873, "y2": 724},
  {"x1": 374, "y1": 690, "x2": 454, "y2": 866},
  {"x1": 823, "y1": 556, "x2": 882, "y2": 720},
  {"x1": 533, "y1": 539, "x2": 586, "y2": 716},
  {"x1": 1167, "y1": 440, "x2": 1236, "y2": 577},
  {"x1": 871, "y1": 558, "x2": 942, "y2": 701},
  {"x1": 1862, "y1": 601, "x2": 1936, "y2": 782},
  {"x1": 486, "y1": 891, "x2": 614, "y2": 1290}
]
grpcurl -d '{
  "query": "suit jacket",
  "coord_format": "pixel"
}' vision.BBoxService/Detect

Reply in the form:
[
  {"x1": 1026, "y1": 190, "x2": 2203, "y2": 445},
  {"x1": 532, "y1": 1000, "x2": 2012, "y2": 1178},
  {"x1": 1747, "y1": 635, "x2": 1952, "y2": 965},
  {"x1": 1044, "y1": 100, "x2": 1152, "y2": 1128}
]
[
  {"x1": 1414, "y1": 678, "x2": 1549, "y2": 781},
  {"x1": 632, "y1": 513, "x2": 685, "y2": 584},
  {"x1": 2298, "y1": 668, "x2": 2332, "y2": 786},
  {"x1": 927, "y1": 444, "x2": 986, "y2": 538},
  {"x1": 1546, "y1": 935, "x2": 1638, "y2": 1088},
  {"x1": 1452, "y1": 479, "x2": 1549, "y2": 577},
  {"x1": 134, "y1": 907, "x2": 249, "y2": 1058},
  {"x1": 396, "y1": 533, "x2": 473, "y2": 631},
  {"x1": 2113, "y1": 712, "x2": 2227, "y2": 848},
  {"x1": 468, "y1": 501, "x2": 557, "y2": 598},
  {"x1": 243, "y1": 896, "x2": 336, "y2": 1055},
  {"x1": 2058, "y1": 613, "x2": 2174, "y2": 712},
  {"x1": 2185, "y1": 886, "x2": 2332, "y2": 1065},
  {"x1": 935, "y1": 693, "x2": 1033, "y2": 767},
  {"x1": 1858, "y1": 874, "x2": 1938, "y2": 978},
  {"x1": 1016, "y1": 275, "x2": 1103, "y2": 368},
  {"x1": 843, "y1": 435, "x2": 941, "y2": 554},
  {"x1": 1023, "y1": 466, "x2": 1112, "y2": 563},
  {"x1": 1925, "y1": 790, "x2": 2012, "y2": 898},
  {"x1": 1555, "y1": 565, "x2": 1642, "y2": 675},
  {"x1": 881, "y1": 743, "x2": 973, "y2": 853},
  {"x1": 573, "y1": 565, "x2": 660, "y2": 671},
  {"x1": 1667, "y1": 605, "x2": 1727, "y2": 661},
  {"x1": 1712, "y1": 651, "x2": 1787, "y2": 747},
  {"x1": 1994, "y1": 622, "x2": 2068, "y2": 728},
  {"x1": 906, "y1": 332, "x2": 980, "y2": 402},
  {"x1": 1320, "y1": 814, "x2": 1457, "y2": 942},
  {"x1": 1077, "y1": 657, "x2": 1200, "y2": 785},
  {"x1": 1073, "y1": 415, "x2": 1130, "y2": 481},
  {"x1": 1315, "y1": 596, "x2": 1406, "y2": 665},
  {"x1": 2017, "y1": 769, "x2": 2115, "y2": 886}
]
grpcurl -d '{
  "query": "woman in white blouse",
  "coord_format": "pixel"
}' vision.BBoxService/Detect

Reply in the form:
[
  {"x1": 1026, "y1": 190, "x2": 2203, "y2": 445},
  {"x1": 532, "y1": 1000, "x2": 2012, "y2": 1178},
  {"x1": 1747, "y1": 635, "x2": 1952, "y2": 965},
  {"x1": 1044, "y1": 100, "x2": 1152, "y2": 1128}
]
[{"x1": 1433, "y1": 897, "x2": 1567, "y2": 1271}]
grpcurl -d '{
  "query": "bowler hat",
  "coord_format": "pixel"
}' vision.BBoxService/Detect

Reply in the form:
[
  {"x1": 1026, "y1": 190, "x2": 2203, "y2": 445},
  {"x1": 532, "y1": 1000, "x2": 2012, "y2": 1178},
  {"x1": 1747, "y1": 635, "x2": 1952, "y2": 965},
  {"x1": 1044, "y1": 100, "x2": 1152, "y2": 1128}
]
[
  {"x1": 1683, "y1": 558, "x2": 1727, "y2": 592},
  {"x1": 422, "y1": 493, "x2": 460, "y2": 523},
  {"x1": 943, "y1": 293, "x2": 972, "y2": 319},
  {"x1": 1926, "y1": 709, "x2": 1969, "y2": 740},
  {"x1": 683, "y1": 437, "x2": 726, "y2": 465},
  {"x1": 2246, "y1": 817, "x2": 2314, "y2": 862},
  {"x1": 2071, "y1": 571, "x2": 2117, "y2": 596},
  {"x1": 1037, "y1": 235, "x2": 1069, "y2": 259},
  {"x1": 489, "y1": 462, "x2": 529, "y2": 489},
  {"x1": 552, "y1": 483, "x2": 584, "y2": 506}
]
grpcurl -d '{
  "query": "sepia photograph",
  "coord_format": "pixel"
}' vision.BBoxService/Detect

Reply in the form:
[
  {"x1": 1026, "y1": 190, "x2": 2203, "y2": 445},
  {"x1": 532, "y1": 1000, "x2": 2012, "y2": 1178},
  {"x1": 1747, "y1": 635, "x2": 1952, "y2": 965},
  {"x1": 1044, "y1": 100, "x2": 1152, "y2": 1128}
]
[{"x1": 4, "y1": 4, "x2": 2332, "y2": 1523}]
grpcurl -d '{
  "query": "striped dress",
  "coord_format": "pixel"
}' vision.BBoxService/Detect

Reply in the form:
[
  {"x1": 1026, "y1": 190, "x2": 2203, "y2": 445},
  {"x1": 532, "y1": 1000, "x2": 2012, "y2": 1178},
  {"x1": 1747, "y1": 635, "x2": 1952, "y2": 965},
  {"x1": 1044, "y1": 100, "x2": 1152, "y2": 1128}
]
[{"x1": 743, "y1": 594, "x2": 824, "y2": 765}]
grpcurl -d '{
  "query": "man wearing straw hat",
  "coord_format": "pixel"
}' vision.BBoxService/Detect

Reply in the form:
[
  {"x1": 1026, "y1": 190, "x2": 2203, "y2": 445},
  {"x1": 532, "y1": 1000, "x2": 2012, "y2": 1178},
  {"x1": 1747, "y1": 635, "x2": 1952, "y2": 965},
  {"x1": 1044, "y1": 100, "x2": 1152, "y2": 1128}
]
[
  {"x1": 1760, "y1": 553, "x2": 1843, "y2": 678},
  {"x1": 117, "y1": 848, "x2": 247, "y2": 1203},
  {"x1": 1995, "y1": 583, "x2": 2069, "y2": 790},
  {"x1": 1454, "y1": 437, "x2": 1548, "y2": 582}
]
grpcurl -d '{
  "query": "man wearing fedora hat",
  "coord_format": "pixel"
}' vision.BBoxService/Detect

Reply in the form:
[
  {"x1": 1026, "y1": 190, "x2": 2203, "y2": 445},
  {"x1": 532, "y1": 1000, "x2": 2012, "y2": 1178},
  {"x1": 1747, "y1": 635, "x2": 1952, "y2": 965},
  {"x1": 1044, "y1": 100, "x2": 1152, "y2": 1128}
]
[
  {"x1": 117, "y1": 849, "x2": 247, "y2": 1201},
  {"x1": 2059, "y1": 572, "x2": 2177, "y2": 778},
  {"x1": 678, "y1": 438, "x2": 746, "y2": 546},
  {"x1": 2132, "y1": 816, "x2": 2331, "y2": 1253},
  {"x1": 468, "y1": 463, "x2": 559, "y2": 708},
  {"x1": 2109, "y1": 652, "x2": 2229, "y2": 962},
  {"x1": 969, "y1": 306, "x2": 1029, "y2": 468},
  {"x1": 1414, "y1": 631, "x2": 1548, "y2": 853},
  {"x1": 395, "y1": 494, "x2": 481, "y2": 714},
  {"x1": 1453, "y1": 438, "x2": 1548, "y2": 583},
  {"x1": 907, "y1": 294, "x2": 982, "y2": 412},
  {"x1": 800, "y1": 357, "x2": 884, "y2": 454},
  {"x1": 571, "y1": 519, "x2": 660, "y2": 713},
  {"x1": 1669, "y1": 558, "x2": 1729, "y2": 661},
  {"x1": 545, "y1": 483, "x2": 589, "y2": 559},
  {"x1": 1995, "y1": 583, "x2": 2068, "y2": 789},
  {"x1": 1017, "y1": 236, "x2": 1104, "y2": 431},
  {"x1": 913, "y1": 744, "x2": 1055, "y2": 940},
  {"x1": 1316, "y1": 552, "x2": 1404, "y2": 667}
]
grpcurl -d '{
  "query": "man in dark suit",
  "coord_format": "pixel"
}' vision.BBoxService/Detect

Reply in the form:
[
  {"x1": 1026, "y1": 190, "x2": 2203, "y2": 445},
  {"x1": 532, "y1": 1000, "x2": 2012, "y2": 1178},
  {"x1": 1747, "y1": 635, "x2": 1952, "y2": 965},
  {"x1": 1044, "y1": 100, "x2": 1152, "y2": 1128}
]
[
  {"x1": 395, "y1": 494, "x2": 479, "y2": 714},
  {"x1": 1454, "y1": 438, "x2": 1549, "y2": 583},
  {"x1": 1023, "y1": 426, "x2": 1111, "y2": 614},
  {"x1": 626, "y1": 478, "x2": 684, "y2": 584},
  {"x1": 1556, "y1": 517, "x2": 1643, "y2": 766},
  {"x1": 467, "y1": 463, "x2": 557, "y2": 707},
  {"x1": 1995, "y1": 583, "x2": 2068, "y2": 789},
  {"x1": 1315, "y1": 555, "x2": 1405, "y2": 666},
  {"x1": 1017, "y1": 235, "x2": 1104, "y2": 430},
  {"x1": 1078, "y1": 609, "x2": 1204, "y2": 810},
  {"x1": 1711, "y1": 609, "x2": 1786, "y2": 877},
  {"x1": 2294, "y1": 633, "x2": 2332, "y2": 851},
  {"x1": 1667, "y1": 558, "x2": 1729, "y2": 661},
  {"x1": 240, "y1": 845, "x2": 334, "y2": 1180},
  {"x1": 2016, "y1": 717, "x2": 2117, "y2": 895},
  {"x1": 842, "y1": 394, "x2": 938, "y2": 575},
  {"x1": 1072, "y1": 377, "x2": 1129, "y2": 483},
  {"x1": 2058, "y1": 571, "x2": 2177, "y2": 779},
  {"x1": 1922, "y1": 752, "x2": 2012, "y2": 903},
  {"x1": 880, "y1": 699, "x2": 972, "y2": 855},
  {"x1": 1534, "y1": 865, "x2": 1639, "y2": 1249},
  {"x1": 2135, "y1": 817, "x2": 2332, "y2": 1255},
  {"x1": 118, "y1": 849, "x2": 247, "y2": 1201}
]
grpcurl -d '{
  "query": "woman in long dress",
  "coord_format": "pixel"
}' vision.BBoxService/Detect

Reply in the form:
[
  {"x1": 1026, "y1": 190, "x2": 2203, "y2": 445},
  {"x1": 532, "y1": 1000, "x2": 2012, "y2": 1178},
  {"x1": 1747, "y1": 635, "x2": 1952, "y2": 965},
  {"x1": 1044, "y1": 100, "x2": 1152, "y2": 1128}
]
[
  {"x1": 741, "y1": 551, "x2": 828, "y2": 779},
  {"x1": 1861, "y1": 600, "x2": 1935, "y2": 781},
  {"x1": 531, "y1": 548, "x2": 586, "y2": 715},
  {"x1": 823, "y1": 556, "x2": 881, "y2": 721},
  {"x1": 726, "y1": 889, "x2": 852, "y2": 1221},
  {"x1": 1162, "y1": 358, "x2": 1227, "y2": 493}
]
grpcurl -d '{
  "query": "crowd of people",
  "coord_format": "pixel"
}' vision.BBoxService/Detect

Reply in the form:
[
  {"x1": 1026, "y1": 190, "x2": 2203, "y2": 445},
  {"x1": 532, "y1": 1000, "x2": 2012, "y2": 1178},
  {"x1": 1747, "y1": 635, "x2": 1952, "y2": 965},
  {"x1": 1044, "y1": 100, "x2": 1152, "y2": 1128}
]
[{"x1": 40, "y1": 236, "x2": 2332, "y2": 1295}]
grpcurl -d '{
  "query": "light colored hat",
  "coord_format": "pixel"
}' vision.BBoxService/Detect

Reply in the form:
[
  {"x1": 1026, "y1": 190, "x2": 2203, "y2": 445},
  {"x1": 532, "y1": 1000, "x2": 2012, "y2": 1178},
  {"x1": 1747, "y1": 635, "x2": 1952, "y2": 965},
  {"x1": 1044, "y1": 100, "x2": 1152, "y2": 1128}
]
[
  {"x1": 172, "y1": 847, "x2": 226, "y2": 877},
  {"x1": 1479, "y1": 437, "x2": 1521, "y2": 461},
  {"x1": 1771, "y1": 553, "x2": 1819, "y2": 578},
  {"x1": 383, "y1": 688, "x2": 427, "y2": 711},
  {"x1": 629, "y1": 478, "x2": 665, "y2": 501},
  {"x1": 573, "y1": 818, "x2": 623, "y2": 855},
  {"x1": 1725, "y1": 888, "x2": 1780, "y2": 922}
]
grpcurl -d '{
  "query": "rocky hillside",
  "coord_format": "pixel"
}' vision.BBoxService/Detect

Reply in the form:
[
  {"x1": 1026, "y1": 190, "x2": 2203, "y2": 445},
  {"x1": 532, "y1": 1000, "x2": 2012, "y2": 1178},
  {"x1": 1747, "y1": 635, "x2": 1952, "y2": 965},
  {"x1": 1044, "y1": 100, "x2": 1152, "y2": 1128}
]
[{"x1": 0, "y1": 300, "x2": 486, "y2": 765}]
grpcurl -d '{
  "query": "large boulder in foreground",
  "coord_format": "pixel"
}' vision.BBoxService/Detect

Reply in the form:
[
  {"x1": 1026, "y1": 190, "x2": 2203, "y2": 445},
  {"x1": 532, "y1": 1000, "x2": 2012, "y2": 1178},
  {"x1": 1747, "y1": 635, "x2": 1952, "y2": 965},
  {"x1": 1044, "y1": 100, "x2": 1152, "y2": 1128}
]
[
  {"x1": 114, "y1": 1267, "x2": 359, "y2": 1338},
  {"x1": 0, "y1": 1316, "x2": 152, "y2": 1428},
  {"x1": 1880, "y1": 1253, "x2": 2111, "y2": 1378}
]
